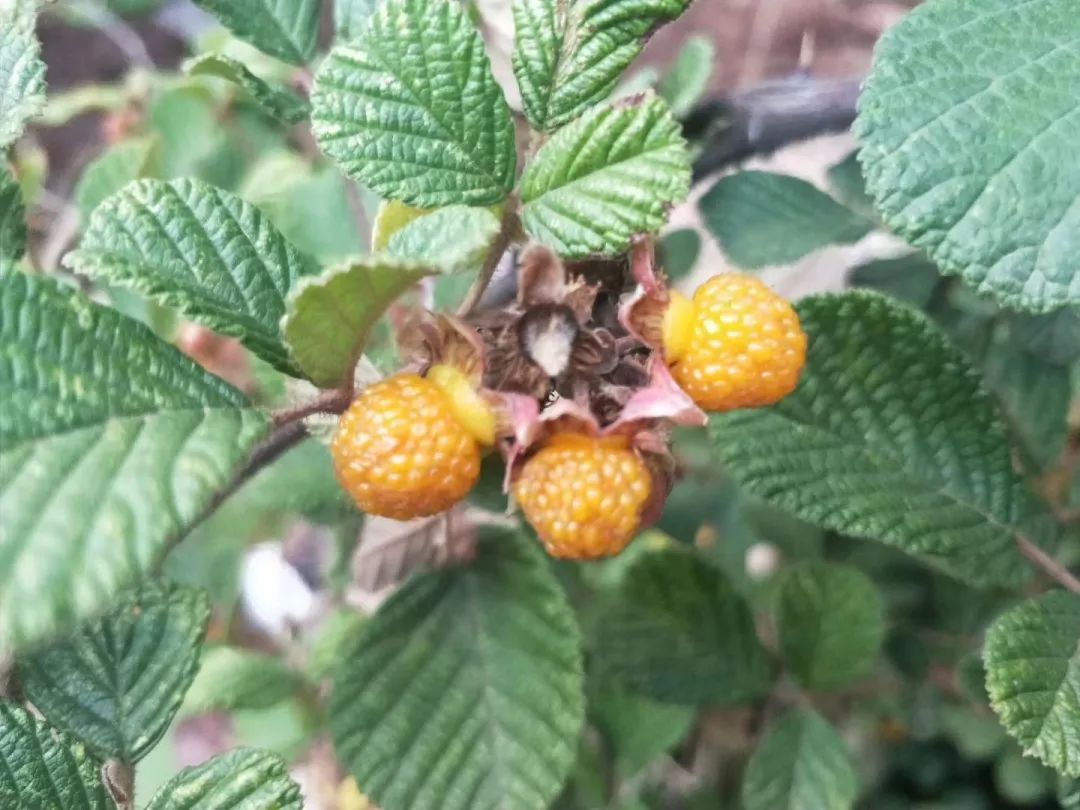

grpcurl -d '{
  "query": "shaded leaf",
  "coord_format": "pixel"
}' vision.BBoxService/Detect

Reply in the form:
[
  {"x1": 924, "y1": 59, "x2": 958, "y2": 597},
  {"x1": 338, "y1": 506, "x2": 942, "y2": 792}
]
[
  {"x1": 185, "y1": 55, "x2": 309, "y2": 125},
  {"x1": 658, "y1": 228, "x2": 700, "y2": 280},
  {"x1": 984, "y1": 591, "x2": 1080, "y2": 777},
  {"x1": 848, "y1": 253, "x2": 942, "y2": 309},
  {"x1": 144, "y1": 748, "x2": 303, "y2": 809},
  {"x1": 73, "y1": 136, "x2": 157, "y2": 221},
  {"x1": 657, "y1": 35, "x2": 713, "y2": 118},
  {"x1": 826, "y1": 150, "x2": 874, "y2": 217},
  {"x1": 65, "y1": 178, "x2": 317, "y2": 374},
  {"x1": 592, "y1": 548, "x2": 770, "y2": 705},
  {"x1": 776, "y1": 562, "x2": 886, "y2": 689},
  {"x1": 331, "y1": 529, "x2": 584, "y2": 810},
  {"x1": 312, "y1": 0, "x2": 517, "y2": 207},
  {"x1": 183, "y1": 646, "x2": 299, "y2": 714},
  {"x1": 742, "y1": 710, "x2": 857, "y2": 810},
  {"x1": 0, "y1": 703, "x2": 110, "y2": 809},
  {"x1": 0, "y1": 267, "x2": 266, "y2": 655},
  {"x1": 192, "y1": 0, "x2": 320, "y2": 65},
  {"x1": 521, "y1": 95, "x2": 690, "y2": 258},
  {"x1": 19, "y1": 581, "x2": 210, "y2": 763},
  {"x1": 710, "y1": 292, "x2": 1044, "y2": 587},
  {"x1": 589, "y1": 682, "x2": 695, "y2": 778},
  {"x1": 282, "y1": 257, "x2": 432, "y2": 388},
  {"x1": 699, "y1": 171, "x2": 873, "y2": 270},
  {"x1": 856, "y1": 0, "x2": 1080, "y2": 312}
]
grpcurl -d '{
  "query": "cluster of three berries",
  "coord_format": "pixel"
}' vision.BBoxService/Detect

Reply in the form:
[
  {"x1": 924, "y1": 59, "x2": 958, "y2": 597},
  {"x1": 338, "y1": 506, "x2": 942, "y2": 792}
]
[{"x1": 331, "y1": 274, "x2": 807, "y2": 559}]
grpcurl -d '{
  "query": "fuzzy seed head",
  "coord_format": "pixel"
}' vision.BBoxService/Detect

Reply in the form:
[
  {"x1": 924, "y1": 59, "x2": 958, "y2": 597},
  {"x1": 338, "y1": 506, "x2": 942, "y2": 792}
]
[
  {"x1": 332, "y1": 374, "x2": 480, "y2": 519},
  {"x1": 667, "y1": 275, "x2": 806, "y2": 412},
  {"x1": 513, "y1": 433, "x2": 651, "y2": 559}
]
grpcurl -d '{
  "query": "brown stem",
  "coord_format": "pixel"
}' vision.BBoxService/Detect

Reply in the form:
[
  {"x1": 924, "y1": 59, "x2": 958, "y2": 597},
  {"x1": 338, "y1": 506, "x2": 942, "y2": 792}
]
[
  {"x1": 271, "y1": 387, "x2": 353, "y2": 428},
  {"x1": 457, "y1": 204, "x2": 517, "y2": 316},
  {"x1": 1016, "y1": 534, "x2": 1080, "y2": 594},
  {"x1": 102, "y1": 760, "x2": 135, "y2": 809}
]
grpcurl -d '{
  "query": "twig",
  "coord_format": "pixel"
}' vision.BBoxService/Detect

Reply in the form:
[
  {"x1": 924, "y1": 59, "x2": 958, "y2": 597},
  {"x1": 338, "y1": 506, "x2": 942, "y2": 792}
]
[
  {"x1": 102, "y1": 761, "x2": 135, "y2": 810},
  {"x1": 458, "y1": 203, "x2": 516, "y2": 316},
  {"x1": 1016, "y1": 534, "x2": 1080, "y2": 594},
  {"x1": 271, "y1": 387, "x2": 353, "y2": 428}
]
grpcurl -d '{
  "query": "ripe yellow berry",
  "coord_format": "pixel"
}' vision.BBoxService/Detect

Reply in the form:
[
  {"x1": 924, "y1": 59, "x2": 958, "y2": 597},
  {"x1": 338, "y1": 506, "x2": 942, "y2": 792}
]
[
  {"x1": 513, "y1": 433, "x2": 651, "y2": 559},
  {"x1": 332, "y1": 370, "x2": 483, "y2": 519},
  {"x1": 663, "y1": 275, "x2": 806, "y2": 412}
]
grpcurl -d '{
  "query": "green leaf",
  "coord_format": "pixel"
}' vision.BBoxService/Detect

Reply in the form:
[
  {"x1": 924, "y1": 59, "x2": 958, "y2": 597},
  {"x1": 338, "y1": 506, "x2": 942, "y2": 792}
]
[
  {"x1": 710, "y1": 292, "x2": 1044, "y2": 587},
  {"x1": 330, "y1": 529, "x2": 584, "y2": 810},
  {"x1": 192, "y1": 0, "x2": 320, "y2": 65},
  {"x1": 856, "y1": 0, "x2": 1080, "y2": 312},
  {"x1": 589, "y1": 683, "x2": 695, "y2": 778},
  {"x1": 657, "y1": 35, "x2": 713, "y2": 118},
  {"x1": 984, "y1": 591, "x2": 1080, "y2": 777},
  {"x1": 184, "y1": 646, "x2": 299, "y2": 714},
  {"x1": 849, "y1": 253, "x2": 942, "y2": 309},
  {"x1": 511, "y1": 0, "x2": 691, "y2": 132},
  {"x1": 776, "y1": 562, "x2": 886, "y2": 689},
  {"x1": 242, "y1": 153, "x2": 366, "y2": 262},
  {"x1": 335, "y1": 0, "x2": 379, "y2": 41},
  {"x1": 0, "y1": 163, "x2": 26, "y2": 259},
  {"x1": 0, "y1": 267, "x2": 266, "y2": 655},
  {"x1": 18, "y1": 581, "x2": 210, "y2": 763},
  {"x1": 73, "y1": 136, "x2": 157, "y2": 222},
  {"x1": 592, "y1": 548, "x2": 770, "y2": 705},
  {"x1": 282, "y1": 257, "x2": 432, "y2": 388},
  {"x1": 144, "y1": 748, "x2": 303, "y2": 809},
  {"x1": 185, "y1": 55, "x2": 309, "y2": 125},
  {"x1": 65, "y1": 178, "x2": 317, "y2": 374},
  {"x1": 520, "y1": 95, "x2": 690, "y2": 258},
  {"x1": 658, "y1": 227, "x2": 700, "y2": 280},
  {"x1": 0, "y1": 703, "x2": 110, "y2": 809},
  {"x1": 1013, "y1": 308, "x2": 1080, "y2": 367},
  {"x1": 826, "y1": 151, "x2": 874, "y2": 217},
  {"x1": 386, "y1": 205, "x2": 501, "y2": 273},
  {"x1": 312, "y1": 0, "x2": 517, "y2": 207},
  {"x1": 742, "y1": 710, "x2": 857, "y2": 810},
  {"x1": 995, "y1": 746, "x2": 1056, "y2": 805},
  {"x1": 699, "y1": 171, "x2": 873, "y2": 269},
  {"x1": 982, "y1": 329, "x2": 1070, "y2": 472},
  {"x1": 0, "y1": 9, "x2": 45, "y2": 149}
]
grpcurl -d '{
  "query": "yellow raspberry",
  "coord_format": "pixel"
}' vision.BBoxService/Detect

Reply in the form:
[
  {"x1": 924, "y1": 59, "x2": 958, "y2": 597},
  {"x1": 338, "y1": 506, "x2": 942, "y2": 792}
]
[
  {"x1": 513, "y1": 433, "x2": 651, "y2": 559},
  {"x1": 663, "y1": 275, "x2": 806, "y2": 412},
  {"x1": 332, "y1": 370, "x2": 484, "y2": 519}
]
